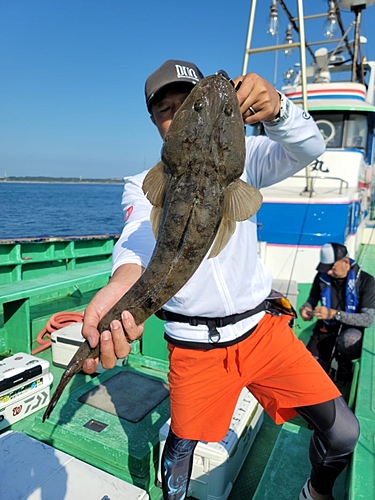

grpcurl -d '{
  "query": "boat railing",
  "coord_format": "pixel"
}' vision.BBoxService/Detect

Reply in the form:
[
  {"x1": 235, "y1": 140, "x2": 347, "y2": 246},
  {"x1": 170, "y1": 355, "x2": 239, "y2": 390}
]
[
  {"x1": 0, "y1": 234, "x2": 120, "y2": 284},
  {"x1": 292, "y1": 174, "x2": 349, "y2": 194}
]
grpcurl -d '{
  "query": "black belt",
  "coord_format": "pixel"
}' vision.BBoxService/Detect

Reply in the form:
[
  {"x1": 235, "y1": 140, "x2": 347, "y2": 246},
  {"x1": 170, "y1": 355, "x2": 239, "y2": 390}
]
[{"x1": 155, "y1": 300, "x2": 266, "y2": 344}]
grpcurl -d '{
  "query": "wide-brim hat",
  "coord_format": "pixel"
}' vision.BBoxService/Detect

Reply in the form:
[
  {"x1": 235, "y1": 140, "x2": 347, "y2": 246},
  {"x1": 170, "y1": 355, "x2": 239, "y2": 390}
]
[
  {"x1": 145, "y1": 59, "x2": 204, "y2": 111},
  {"x1": 316, "y1": 242, "x2": 349, "y2": 273}
]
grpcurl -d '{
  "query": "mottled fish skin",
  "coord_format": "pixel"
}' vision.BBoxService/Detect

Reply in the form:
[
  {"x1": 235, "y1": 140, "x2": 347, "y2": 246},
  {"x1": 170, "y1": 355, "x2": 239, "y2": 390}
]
[
  {"x1": 42, "y1": 341, "x2": 97, "y2": 421},
  {"x1": 42, "y1": 74, "x2": 262, "y2": 422}
]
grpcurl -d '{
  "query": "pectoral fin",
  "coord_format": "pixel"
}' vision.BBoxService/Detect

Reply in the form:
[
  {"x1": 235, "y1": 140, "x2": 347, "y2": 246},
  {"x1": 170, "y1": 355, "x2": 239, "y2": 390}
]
[
  {"x1": 208, "y1": 180, "x2": 263, "y2": 259},
  {"x1": 142, "y1": 162, "x2": 171, "y2": 238},
  {"x1": 224, "y1": 179, "x2": 263, "y2": 221},
  {"x1": 149, "y1": 207, "x2": 163, "y2": 240},
  {"x1": 142, "y1": 162, "x2": 169, "y2": 207},
  {"x1": 208, "y1": 216, "x2": 236, "y2": 259}
]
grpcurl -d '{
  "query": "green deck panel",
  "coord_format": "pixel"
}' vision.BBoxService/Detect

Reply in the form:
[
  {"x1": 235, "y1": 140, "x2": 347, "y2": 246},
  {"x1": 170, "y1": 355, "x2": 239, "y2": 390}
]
[
  {"x1": 352, "y1": 322, "x2": 375, "y2": 420},
  {"x1": 30, "y1": 365, "x2": 169, "y2": 499},
  {"x1": 348, "y1": 415, "x2": 375, "y2": 500},
  {"x1": 225, "y1": 413, "x2": 281, "y2": 500},
  {"x1": 141, "y1": 315, "x2": 168, "y2": 362},
  {"x1": 127, "y1": 315, "x2": 170, "y2": 373},
  {"x1": 0, "y1": 236, "x2": 118, "y2": 283},
  {"x1": 1, "y1": 241, "x2": 374, "y2": 499},
  {"x1": 340, "y1": 244, "x2": 375, "y2": 499},
  {"x1": 0, "y1": 261, "x2": 111, "y2": 304},
  {"x1": 292, "y1": 282, "x2": 315, "y2": 343},
  {"x1": 251, "y1": 421, "x2": 346, "y2": 500},
  {"x1": 0, "y1": 262, "x2": 111, "y2": 355}
]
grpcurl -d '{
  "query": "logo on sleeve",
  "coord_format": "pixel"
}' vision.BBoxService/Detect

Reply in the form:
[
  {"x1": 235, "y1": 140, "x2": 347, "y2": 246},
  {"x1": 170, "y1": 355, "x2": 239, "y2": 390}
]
[
  {"x1": 125, "y1": 206, "x2": 134, "y2": 221},
  {"x1": 302, "y1": 111, "x2": 311, "y2": 120}
]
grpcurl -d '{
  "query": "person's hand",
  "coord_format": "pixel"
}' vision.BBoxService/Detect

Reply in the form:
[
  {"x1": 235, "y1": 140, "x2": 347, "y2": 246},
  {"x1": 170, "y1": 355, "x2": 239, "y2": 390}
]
[
  {"x1": 81, "y1": 264, "x2": 144, "y2": 373},
  {"x1": 233, "y1": 73, "x2": 281, "y2": 124},
  {"x1": 300, "y1": 306, "x2": 314, "y2": 321},
  {"x1": 314, "y1": 306, "x2": 335, "y2": 321}
]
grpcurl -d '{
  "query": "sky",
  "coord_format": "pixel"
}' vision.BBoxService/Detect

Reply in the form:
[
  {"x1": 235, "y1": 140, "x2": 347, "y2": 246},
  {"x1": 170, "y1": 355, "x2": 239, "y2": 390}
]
[{"x1": 1, "y1": 0, "x2": 375, "y2": 179}]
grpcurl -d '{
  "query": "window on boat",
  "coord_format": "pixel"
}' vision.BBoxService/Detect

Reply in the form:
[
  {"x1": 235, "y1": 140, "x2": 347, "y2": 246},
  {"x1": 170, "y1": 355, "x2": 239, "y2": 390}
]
[
  {"x1": 248, "y1": 111, "x2": 371, "y2": 153},
  {"x1": 310, "y1": 111, "x2": 369, "y2": 151},
  {"x1": 344, "y1": 113, "x2": 367, "y2": 149},
  {"x1": 310, "y1": 111, "x2": 344, "y2": 148}
]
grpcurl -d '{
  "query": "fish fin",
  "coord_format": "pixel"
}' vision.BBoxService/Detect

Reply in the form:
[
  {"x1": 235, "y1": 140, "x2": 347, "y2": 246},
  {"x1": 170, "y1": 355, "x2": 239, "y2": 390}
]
[
  {"x1": 142, "y1": 161, "x2": 169, "y2": 208},
  {"x1": 150, "y1": 207, "x2": 163, "y2": 239},
  {"x1": 207, "y1": 216, "x2": 236, "y2": 259},
  {"x1": 207, "y1": 180, "x2": 262, "y2": 259},
  {"x1": 225, "y1": 179, "x2": 263, "y2": 221}
]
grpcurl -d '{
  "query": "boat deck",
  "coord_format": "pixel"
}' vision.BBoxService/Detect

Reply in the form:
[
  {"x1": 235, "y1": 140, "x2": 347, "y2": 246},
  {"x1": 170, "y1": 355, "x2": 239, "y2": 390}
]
[
  {"x1": 1, "y1": 242, "x2": 374, "y2": 499},
  {"x1": 237, "y1": 243, "x2": 375, "y2": 500}
]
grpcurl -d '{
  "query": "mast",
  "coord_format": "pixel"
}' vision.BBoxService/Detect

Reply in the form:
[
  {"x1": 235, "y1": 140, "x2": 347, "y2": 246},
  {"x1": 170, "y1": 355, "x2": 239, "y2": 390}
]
[
  {"x1": 242, "y1": 0, "x2": 257, "y2": 76},
  {"x1": 242, "y1": 1, "x2": 311, "y2": 192},
  {"x1": 351, "y1": 4, "x2": 365, "y2": 83},
  {"x1": 241, "y1": 0, "x2": 375, "y2": 195}
]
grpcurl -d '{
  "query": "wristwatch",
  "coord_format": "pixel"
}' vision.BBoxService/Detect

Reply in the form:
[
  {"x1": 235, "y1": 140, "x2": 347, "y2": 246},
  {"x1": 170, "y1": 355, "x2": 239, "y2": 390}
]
[
  {"x1": 334, "y1": 311, "x2": 342, "y2": 322},
  {"x1": 265, "y1": 92, "x2": 290, "y2": 126}
]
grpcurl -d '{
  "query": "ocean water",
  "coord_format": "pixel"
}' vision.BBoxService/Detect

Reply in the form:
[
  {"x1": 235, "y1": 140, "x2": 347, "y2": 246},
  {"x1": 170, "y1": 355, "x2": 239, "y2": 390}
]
[{"x1": 0, "y1": 182, "x2": 125, "y2": 239}]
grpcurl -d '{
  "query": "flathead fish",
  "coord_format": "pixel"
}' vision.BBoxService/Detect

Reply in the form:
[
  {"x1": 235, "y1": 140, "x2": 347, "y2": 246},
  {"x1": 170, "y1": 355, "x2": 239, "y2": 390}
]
[{"x1": 42, "y1": 73, "x2": 263, "y2": 422}]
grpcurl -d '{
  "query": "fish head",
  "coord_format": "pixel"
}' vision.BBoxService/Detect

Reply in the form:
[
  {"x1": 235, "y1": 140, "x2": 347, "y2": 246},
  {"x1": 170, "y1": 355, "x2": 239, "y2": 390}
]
[{"x1": 161, "y1": 73, "x2": 245, "y2": 184}]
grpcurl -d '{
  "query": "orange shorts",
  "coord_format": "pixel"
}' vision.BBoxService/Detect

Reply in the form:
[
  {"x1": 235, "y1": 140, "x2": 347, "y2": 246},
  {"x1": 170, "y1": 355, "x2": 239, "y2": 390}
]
[{"x1": 167, "y1": 313, "x2": 341, "y2": 442}]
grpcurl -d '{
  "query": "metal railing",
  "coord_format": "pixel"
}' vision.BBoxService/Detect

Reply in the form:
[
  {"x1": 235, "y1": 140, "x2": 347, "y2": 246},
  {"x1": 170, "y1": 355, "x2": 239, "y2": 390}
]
[{"x1": 292, "y1": 174, "x2": 349, "y2": 195}]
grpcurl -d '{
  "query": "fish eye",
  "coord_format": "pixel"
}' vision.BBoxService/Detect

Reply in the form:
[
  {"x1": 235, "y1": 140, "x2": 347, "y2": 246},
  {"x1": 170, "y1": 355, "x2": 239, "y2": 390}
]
[
  {"x1": 224, "y1": 105, "x2": 233, "y2": 116},
  {"x1": 194, "y1": 100, "x2": 204, "y2": 112}
]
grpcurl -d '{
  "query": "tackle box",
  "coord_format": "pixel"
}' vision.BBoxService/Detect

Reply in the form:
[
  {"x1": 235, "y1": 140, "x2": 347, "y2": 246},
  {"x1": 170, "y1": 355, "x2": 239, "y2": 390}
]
[
  {"x1": 0, "y1": 352, "x2": 52, "y2": 430},
  {"x1": 0, "y1": 430, "x2": 149, "y2": 499},
  {"x1": 157, "y1": 387, "x2": 264, "y2": 500}
]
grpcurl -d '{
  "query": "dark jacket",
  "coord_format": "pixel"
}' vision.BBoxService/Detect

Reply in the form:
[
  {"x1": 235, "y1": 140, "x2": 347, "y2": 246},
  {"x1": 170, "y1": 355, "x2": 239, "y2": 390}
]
[{"x1": 304, "y1": 264, "x2": 375, "y2": 335}]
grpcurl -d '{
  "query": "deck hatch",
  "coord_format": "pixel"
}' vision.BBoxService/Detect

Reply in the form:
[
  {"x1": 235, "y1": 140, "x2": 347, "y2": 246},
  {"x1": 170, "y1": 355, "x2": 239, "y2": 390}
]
[
  {"x1": 78, "y1": 371, "x2": 169, "y2": 423},
  {"x1": 83, "y1": 418, "x2": 108, "y2": 433}
]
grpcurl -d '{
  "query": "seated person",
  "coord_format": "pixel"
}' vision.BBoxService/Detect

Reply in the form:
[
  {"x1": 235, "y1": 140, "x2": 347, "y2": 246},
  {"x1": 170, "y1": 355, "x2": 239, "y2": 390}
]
[{"x1": 300, "y1": 242, "x2": 375, "y2": 381}]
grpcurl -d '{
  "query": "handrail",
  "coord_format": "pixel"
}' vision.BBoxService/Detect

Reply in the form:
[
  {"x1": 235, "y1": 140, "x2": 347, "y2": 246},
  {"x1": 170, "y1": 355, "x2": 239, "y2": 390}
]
[{"x1": 292, "y1": 174, "x2": 349, "y2": 194}]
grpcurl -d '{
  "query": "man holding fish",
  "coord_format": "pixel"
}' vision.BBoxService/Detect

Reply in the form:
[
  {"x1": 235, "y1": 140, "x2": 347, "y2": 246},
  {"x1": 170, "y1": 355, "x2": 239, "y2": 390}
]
[{"x1": 81, "y1": 60, "x2": 359, "y2": 500}]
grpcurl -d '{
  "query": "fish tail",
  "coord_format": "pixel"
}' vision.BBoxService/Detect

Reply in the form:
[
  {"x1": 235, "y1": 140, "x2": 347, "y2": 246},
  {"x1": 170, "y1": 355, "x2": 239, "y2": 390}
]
[
  {"x1": 42, "y1": 340, "x2": 97, "y2": 422},
  {"x1": 42, "y1": 353, "x2": 87, "y2": 422},
  {"x1": 42, "y1": 368, "x2": 74, "y2": 421}
]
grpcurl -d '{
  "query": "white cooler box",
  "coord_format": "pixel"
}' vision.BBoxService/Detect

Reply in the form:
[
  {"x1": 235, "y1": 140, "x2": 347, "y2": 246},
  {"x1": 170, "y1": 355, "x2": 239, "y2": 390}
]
[
  {"x1": 0, "y1": 352, "x2": 53, "y2": 430},
  {"x1": 51, "y1": 322, "x2": 89, "y2": 368},
  {"x1": 51, "y1": 322, "x2": 124, "y2": 372},
  {"x1": 158, "y1": 388, "x2": 264, "y2": 500},
  {"x1": 0, "y1": 430, "x2": 149, "y2": 500}
]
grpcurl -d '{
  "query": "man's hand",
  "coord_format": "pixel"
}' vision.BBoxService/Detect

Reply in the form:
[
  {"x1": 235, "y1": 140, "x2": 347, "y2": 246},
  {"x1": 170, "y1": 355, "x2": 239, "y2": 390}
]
[
  {"x1": 81, "y1": 264, "x2": 144, "y2": 374},
  {"x1": 314, "y1": 306, "x2": 336, "y2": 321},
  {"x1": 300, "y1": 305, "x2": 314, "y2": 321},
  {"x1": 233, "y1": 73, "x2": 281, "y2": 124}
]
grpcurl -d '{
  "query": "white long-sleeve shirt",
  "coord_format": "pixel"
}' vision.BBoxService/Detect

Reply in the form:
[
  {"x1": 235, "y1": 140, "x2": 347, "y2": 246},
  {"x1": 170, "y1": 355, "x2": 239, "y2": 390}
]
[{"x1": 112, "y1": 98, "x2": 325, "y2": 345}]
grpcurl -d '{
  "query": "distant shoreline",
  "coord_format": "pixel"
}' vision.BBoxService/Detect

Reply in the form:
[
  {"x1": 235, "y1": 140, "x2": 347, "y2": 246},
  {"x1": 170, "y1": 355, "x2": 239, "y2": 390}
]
[{"x1": 0, "y1": 178, "x2": 124, "y2": 185}]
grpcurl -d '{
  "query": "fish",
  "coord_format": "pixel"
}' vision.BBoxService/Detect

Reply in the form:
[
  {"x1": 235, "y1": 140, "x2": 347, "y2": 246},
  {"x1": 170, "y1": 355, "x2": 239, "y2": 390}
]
[{"x1": 42, "y1": 73, "x2": 263, "y2": 422}]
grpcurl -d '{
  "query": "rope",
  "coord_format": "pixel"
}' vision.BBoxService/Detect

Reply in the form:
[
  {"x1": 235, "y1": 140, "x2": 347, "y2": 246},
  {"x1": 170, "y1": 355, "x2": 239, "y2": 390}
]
[
  {"x1": 31, "y1": 311, "x2": 84, "y2": 355},
  {"x1": 281, "y1": 171, "x2": 319, "y2": 297}
]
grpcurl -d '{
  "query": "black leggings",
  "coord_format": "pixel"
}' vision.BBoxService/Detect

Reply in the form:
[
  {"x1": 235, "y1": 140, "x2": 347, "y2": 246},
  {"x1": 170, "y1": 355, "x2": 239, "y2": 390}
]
[
  {"x1": 161, "y1": 396, "x2": 359, "y2": 499},
  {"x1": 296, "y1": 395, "x2": 359, "y2": 495}
]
